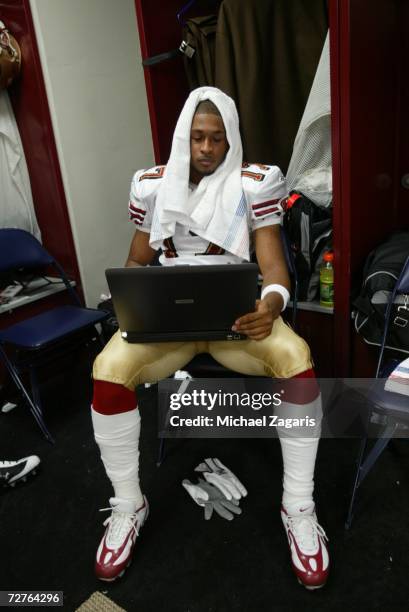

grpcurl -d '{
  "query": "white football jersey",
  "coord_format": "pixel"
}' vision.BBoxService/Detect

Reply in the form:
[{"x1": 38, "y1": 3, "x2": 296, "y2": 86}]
[{"x1": 128, "y1": 162, "x2": 286, "y2": 265}]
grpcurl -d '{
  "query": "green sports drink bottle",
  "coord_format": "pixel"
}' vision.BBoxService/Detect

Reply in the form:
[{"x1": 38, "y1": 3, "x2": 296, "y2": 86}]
[{"x1": 320, "y1": 251, "x2": 334, "y2": 308}]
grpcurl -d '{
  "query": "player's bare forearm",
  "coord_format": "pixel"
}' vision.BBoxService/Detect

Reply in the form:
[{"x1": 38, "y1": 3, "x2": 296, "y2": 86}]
[
  {"x1": 125, "y1": 229, "x2": 156, "y2": 267},
  {"x1": 255, "y1": 224, "x2": 290, "y2": 312},
  {"x1": 255, "y1": 224, "x2": 290, "y2": 288},
  {"x1": 233, "y1": 225, "x2": 290, "y2": 340}
]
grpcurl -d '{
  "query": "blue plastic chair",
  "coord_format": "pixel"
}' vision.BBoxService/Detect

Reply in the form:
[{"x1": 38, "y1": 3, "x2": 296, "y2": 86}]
[
  {"x1": 346, "y1": 254, "x2": 409, "y2": 527},
  {"x1": 0, "y1": 229, "x2": 109, "y2": 443}
]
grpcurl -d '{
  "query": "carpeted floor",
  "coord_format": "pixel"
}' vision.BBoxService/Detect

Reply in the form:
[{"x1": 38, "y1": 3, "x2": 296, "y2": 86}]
[{"x1": 1, "y1": 360, "x2": 409, "y2": 611}]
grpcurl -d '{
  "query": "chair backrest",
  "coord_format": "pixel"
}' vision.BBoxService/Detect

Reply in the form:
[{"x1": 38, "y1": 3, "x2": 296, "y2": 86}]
[
  {"x1": 0, "y1": 228, "x2": 80, "y2": 306},
  {"x1": 0, "y1": 228, "x2": 53, "y2": 273},
  {"x1": 376, "y1": 254, "x2": 409, "y2": 377}
]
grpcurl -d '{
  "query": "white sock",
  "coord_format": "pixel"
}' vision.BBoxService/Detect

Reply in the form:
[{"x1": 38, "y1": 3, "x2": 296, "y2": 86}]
[
  {"x1": 91, "y1": 407, "x2": 144, "y2": 509},
  {"x1": 279, "y1": 436, "x2": 319, "y2": 513},
  {"x1": 278, "y1": 394, "x2": 322, "y2": 514}
]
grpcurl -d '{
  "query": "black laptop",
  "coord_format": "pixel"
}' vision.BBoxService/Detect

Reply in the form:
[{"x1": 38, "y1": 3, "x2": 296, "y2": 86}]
[{"x1": 105, "y1": 264, "x2": 259, "y2": 342}]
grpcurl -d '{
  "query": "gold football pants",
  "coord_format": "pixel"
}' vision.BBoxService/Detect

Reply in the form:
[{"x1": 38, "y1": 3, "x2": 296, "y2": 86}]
[{"x1": 93, "y1": 316, "x2": 313, "y2": 390}]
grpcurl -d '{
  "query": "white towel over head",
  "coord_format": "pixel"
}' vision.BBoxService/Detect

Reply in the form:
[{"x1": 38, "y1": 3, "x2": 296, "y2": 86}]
[{"x1": 149, "y1": 87, "x2": 250, "y2": 260}]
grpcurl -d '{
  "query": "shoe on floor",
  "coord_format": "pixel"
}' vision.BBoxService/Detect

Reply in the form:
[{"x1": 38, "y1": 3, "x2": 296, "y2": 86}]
[
  {"x1": 0, "y1": 455, "x2": 41, "y2": 487},
  {"x1": 281, "y1": 502, "x2": 329, "y2": 590},
  {"x1": 95, "y1": 496, "x2": 149, "y2": 582}
]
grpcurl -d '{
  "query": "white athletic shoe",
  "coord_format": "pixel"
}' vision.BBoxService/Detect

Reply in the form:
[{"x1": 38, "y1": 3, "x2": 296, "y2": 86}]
[
  {"x1": 281, "y1": 503, "x2": 329, "y2": 590},
  {"x1": 95, "y1": 496, "x2": 149, "y2": 581}
]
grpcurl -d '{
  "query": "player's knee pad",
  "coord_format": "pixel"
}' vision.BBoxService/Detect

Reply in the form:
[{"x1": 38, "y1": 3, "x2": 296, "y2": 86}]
[
  {"x1": 92, "y1": 348, "x2": 132, "y2": 388},
  {"x1": 270, "y1": 336, "x2": 312, "y2": 378}
]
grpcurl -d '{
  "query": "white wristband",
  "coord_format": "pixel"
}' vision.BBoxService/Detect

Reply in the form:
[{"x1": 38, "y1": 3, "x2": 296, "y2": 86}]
[{"x1": 261, "y1": 284, "x2": 290, "y2": 311}]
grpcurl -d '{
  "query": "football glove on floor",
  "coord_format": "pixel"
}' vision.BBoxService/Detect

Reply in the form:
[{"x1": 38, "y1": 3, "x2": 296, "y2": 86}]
[
  {"x1": 182, "y1": 478, "x2": 242, "y2": 521},
  {"x1": 194, "y1": 457, "x2": 247, "y2": 501}
]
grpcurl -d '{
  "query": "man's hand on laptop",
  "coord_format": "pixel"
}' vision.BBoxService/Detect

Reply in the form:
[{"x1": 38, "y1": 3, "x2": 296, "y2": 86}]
[{"x1": 232, "y1": 294, "x2": 281, "y2": 341}]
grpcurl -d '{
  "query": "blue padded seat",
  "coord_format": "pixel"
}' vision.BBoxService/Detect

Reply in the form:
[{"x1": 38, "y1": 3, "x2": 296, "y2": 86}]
[{"x1": 0, "y1": 305, "x2": 107, "y2": 349}]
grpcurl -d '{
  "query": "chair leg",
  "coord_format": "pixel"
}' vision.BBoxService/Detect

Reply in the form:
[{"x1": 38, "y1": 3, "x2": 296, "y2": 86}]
[
  {"x1": 346, "y1": 421, "x2": 398, "y2": 529},
  {"x1": 157, "y1": 437, "x2": 166, "y2": 467},
  {"x1": 157, "y1": 376, "x2": 192, "y2": 467},
  {"x1": 0, "y1": 348, "x2": 54, "y2": 443},
  {"x1": 345, "y1": 434, "x2": 369, "y2": 529},
  {"x1": 358, "y1": 424, "x2": 397, "y2": 481},
  {"x1": 29, "y1": 367, "x2": 43, "y2": 416}
]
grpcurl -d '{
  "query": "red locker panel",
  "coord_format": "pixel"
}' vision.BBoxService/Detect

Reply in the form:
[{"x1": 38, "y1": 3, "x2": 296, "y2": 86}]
[{"x1": 330, "y1": 0, "x2": 406, "y2": 376}]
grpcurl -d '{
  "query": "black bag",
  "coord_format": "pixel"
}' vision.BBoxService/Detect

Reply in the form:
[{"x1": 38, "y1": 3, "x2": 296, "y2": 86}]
[
  {"x1": 353, "y1": 232, "x2": 409, "y2": 356},
  {"x1": 283, "y1": 192, "x2": 332, "y2": 300}
]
